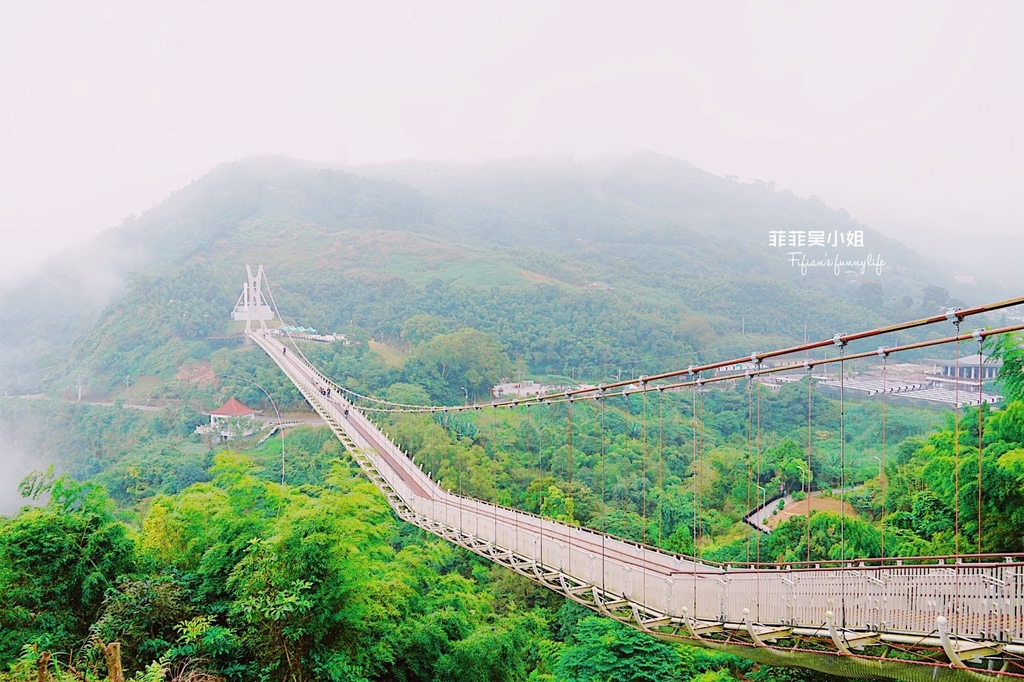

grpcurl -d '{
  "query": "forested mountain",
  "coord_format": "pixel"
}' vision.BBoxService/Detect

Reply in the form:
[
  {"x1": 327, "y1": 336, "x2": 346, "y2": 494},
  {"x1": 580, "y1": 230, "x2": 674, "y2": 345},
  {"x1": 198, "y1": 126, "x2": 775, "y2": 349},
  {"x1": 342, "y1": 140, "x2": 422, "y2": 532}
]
[
  {"x1": 2, "y1": 154, "x2": 1021, "y2": 681},
  {"x1": 0, "y1": 153, "x2": 969, "y2": 398}
]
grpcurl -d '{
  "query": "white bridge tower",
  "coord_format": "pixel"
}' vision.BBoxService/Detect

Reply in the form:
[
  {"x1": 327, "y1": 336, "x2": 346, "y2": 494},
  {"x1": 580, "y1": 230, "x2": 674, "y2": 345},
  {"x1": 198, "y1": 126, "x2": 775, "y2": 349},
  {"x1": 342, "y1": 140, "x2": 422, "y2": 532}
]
[{"x1": 232, "y1": 264, "x2": 275, "y2": 335}]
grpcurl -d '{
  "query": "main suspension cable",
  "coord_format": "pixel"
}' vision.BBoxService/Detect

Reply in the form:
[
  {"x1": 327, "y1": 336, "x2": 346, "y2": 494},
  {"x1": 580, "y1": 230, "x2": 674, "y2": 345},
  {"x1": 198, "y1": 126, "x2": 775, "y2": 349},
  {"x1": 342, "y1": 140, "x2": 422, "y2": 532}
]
[{"x1": 341, "y1": 323, "x2": 1024, "y2": 414}]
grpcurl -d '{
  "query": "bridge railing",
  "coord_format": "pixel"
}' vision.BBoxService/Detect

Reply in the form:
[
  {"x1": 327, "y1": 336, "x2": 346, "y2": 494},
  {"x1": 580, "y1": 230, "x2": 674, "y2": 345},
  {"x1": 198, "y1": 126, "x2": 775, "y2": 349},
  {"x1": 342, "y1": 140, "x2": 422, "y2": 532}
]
[
  {"x1": 361, "y1": 414, "x2": 1024, "y2": 641},
  {"x1": 266, "y1": 336, "x2": 438, "y2": 497},
  {"x1": 667, "y1": 559, "x2": 1024, "y2": 642},
  {"x1": 257, "y1": 330, "x2": 1024, "y2": 644}
]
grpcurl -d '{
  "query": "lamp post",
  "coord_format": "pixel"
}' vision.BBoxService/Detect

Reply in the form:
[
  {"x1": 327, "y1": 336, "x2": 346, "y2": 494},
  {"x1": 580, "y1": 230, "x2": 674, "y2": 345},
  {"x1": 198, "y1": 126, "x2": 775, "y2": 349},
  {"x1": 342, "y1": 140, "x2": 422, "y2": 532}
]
[
  {"x1": 218, "y1": 374, "x2": 286, "y2": 486},
  {"x1": 795, "y1": 462, "x2": 809, "y2": 497},
  {"x1": 461, "y1": 386, "x2": 469, "y2": 405}
]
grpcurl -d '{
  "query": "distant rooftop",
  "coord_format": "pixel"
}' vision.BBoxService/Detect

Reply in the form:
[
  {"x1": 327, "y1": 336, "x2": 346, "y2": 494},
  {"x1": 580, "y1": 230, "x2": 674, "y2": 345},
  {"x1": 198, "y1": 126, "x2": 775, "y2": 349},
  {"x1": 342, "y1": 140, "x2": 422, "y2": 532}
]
[{"x1": 208, "y1": 397, "x2": 258, "y2": 417}]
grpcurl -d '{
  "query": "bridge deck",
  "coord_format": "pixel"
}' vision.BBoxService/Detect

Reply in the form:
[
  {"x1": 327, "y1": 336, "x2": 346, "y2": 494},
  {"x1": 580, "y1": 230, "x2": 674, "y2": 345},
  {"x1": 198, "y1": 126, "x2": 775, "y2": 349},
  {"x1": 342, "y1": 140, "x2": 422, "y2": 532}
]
[{"x1": 251, "y1": 331, "x2": 1024, "y2": 675}]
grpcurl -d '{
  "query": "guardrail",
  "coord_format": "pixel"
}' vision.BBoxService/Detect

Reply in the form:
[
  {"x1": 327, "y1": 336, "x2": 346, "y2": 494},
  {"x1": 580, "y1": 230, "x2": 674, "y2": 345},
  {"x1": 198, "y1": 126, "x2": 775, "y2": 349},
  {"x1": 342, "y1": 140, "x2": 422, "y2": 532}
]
[{"x1": 251, "y1": 330, "x2": 1024, "y2": 663}]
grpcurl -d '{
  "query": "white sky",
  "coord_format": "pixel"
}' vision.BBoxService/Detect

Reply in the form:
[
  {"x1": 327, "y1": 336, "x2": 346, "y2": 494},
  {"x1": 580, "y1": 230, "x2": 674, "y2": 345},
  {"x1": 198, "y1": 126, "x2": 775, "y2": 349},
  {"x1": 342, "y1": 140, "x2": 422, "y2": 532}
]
[{"x1": 1, "y1": 0, "x2": 1021, "y2": 283}]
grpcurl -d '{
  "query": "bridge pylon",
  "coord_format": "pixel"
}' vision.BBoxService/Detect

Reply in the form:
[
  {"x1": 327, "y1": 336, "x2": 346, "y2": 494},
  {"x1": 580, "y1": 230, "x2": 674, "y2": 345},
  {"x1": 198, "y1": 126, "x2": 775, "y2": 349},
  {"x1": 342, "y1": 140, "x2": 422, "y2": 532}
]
[{"x1": 232, "y1": 264, "x2": 275, "y2": 338}]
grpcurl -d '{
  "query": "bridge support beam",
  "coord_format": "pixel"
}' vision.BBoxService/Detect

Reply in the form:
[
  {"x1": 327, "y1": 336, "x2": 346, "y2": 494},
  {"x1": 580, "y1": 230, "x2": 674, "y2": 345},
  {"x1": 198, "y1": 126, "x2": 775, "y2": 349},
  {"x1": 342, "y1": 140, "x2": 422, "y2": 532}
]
[
  {"x1": 744, "y1": 608, "x2": 793, "y2": 646},
  {"x1": 681, "y1": 607, "x2": 724, "y2": 639},
  {"x1": 938, "y1": 616, "x2": 1003, "y2": 668},
  {"x1": 826, "y1": 610, "x2": 879, "y2": 654}
]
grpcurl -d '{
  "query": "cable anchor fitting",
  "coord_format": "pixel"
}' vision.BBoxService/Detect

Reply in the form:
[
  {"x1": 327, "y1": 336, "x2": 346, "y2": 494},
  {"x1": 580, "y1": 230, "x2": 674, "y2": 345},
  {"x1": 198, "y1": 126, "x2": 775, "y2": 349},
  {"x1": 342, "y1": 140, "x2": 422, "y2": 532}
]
[{"x1": 832, "y1": 333, "x2": 846, "y2": 348}]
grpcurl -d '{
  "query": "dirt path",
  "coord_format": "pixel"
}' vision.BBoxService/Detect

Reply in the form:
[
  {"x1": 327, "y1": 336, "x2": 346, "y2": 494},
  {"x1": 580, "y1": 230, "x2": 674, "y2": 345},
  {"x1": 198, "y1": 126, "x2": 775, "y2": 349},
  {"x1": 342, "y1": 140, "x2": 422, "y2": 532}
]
[{"x1": 763, "y1": 494, "x2": 858, "y2": 530}]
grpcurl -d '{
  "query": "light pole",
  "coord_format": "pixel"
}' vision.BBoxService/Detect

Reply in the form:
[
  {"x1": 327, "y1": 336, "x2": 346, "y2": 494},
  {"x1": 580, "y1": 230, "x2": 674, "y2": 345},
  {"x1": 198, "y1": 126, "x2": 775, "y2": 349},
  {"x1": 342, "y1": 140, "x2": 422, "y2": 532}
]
[
  {"x1": 795, "y1": 462, "x2": 809, "y2": 497},
  {"x1": 461, "y1": 386, "x2": 468, "y2": 405},
  {"x1": 218, "y1": 374, "x2": 286, "y2": 487}
]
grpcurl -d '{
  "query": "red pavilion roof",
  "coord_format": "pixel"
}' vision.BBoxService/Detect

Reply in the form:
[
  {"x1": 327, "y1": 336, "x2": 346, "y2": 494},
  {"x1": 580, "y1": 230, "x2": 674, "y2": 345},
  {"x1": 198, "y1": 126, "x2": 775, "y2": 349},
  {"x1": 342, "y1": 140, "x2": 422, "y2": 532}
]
[{"x1": 208, "y1": 397, "x2": 258, "y2": 417}]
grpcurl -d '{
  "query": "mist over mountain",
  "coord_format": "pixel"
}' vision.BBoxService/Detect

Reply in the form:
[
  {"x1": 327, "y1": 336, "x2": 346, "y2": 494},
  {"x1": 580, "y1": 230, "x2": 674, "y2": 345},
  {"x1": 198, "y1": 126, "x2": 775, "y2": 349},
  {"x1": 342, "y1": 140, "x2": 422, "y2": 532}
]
[{"x1": 0, "y1": 153, "x2": 980, "y2": 398}]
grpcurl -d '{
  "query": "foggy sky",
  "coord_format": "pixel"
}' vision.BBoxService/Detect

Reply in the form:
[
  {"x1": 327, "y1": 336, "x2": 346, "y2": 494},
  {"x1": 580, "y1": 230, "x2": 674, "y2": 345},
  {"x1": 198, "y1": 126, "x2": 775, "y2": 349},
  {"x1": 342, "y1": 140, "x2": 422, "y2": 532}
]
[{"x1": 1, "y1": 0, "x2": 1022, "y2": 283}]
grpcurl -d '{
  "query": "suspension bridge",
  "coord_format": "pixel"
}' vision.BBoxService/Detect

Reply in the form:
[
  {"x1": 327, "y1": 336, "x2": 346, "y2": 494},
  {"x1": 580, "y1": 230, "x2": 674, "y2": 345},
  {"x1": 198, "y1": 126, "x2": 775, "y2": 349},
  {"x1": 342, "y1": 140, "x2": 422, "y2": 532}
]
[{"x1": 235, "y1": 265, "x2": 1024, "y2": 680}]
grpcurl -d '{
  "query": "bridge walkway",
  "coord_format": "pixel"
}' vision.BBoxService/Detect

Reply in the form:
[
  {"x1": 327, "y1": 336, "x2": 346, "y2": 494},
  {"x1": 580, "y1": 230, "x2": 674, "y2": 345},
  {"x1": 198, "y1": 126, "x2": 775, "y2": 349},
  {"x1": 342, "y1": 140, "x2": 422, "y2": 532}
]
[{"x1": 250, "y1": 331, "x2": 1024, "y2": 680}]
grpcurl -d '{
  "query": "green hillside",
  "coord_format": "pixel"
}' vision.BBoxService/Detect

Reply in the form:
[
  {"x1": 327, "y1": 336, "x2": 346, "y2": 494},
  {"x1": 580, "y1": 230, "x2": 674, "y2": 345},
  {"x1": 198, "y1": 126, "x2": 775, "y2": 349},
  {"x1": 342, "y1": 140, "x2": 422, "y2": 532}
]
[{"x1": 0, "y1": 154, "x2": 971, "y2": 400}]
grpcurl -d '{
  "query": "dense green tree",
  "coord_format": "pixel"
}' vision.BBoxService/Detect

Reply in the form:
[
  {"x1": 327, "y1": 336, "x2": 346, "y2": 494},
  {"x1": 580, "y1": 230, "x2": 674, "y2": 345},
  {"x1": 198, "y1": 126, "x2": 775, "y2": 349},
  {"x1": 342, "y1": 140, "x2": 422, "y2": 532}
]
[
  {"x1": 91, "y1": 575, "x2": 201, "y2": 672},
  {"x1": 434, "y1": 611, "x2": 543, "y2": 682},
  {"x1": 406, "y1": 329, "x2": 513, "y2": 403},
  {"x1": 555, "y1": 615, "x2": 685, "y2": 682},
  {"x1": 992, "y1": 332, "x2": 1024, "y2": 403},
  {"x1": 0, "y1": 474, "x2": 136, "y2": 663},
  {"x1": 402, "y1": 314, "x2": 452, "y2": 347},
  {"x1": 385, "y1": 381, "x2": 433, "y2": 406},
  {"x1": 766, "y1": 511, "x2": 880, "y2": 563}
]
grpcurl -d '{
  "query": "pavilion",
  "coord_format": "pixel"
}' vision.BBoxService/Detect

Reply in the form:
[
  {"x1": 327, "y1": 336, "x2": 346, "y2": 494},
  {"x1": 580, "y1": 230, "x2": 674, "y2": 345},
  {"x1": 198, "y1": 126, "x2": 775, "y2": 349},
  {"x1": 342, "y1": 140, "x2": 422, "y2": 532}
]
[{"x1": 196, "y1": 397, "x2": 261, "y2": 440}]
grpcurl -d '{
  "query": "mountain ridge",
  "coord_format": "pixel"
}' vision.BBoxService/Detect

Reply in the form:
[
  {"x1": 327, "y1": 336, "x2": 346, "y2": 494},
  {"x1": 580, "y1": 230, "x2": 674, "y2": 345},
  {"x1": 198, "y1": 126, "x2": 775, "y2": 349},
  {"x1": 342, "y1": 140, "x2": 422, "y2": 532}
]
[{"x1": 0, "y1": 153, "x2": 972, "y2": 397}]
